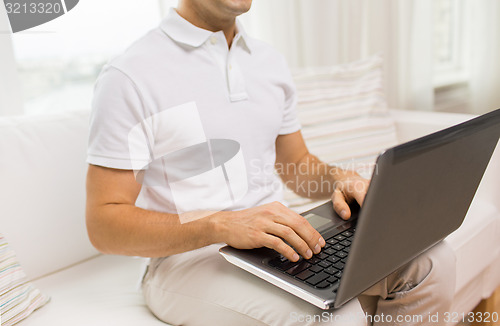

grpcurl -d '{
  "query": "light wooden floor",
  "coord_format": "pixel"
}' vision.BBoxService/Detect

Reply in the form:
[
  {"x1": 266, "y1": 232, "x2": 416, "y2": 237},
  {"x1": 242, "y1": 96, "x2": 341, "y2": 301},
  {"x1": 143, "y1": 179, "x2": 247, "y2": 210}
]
[{"x1": 470, "y1": 285, "x2": 500, "y2": 326}]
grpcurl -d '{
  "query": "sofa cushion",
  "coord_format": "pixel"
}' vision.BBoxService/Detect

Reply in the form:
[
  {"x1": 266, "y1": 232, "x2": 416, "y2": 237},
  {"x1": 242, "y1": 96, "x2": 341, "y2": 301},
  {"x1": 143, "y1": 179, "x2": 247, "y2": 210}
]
[
  {"x1": 287, "y1": 55, "x2": 398, "y2": 210},
  {"x1": 0, "y1": 234, "x2": 50, "y2": 326},
  {"x1": 0, "y1": 110, "x2": 97, "y2": 280}
]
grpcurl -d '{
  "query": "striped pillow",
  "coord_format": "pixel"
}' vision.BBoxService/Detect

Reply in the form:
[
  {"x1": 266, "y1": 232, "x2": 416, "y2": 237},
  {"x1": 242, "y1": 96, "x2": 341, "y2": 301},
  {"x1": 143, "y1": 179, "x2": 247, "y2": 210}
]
[
  {"x1": 0, "y1": 234, "x2": 50, "y2": 326},
  {"x1": 285, "y1": 55, "x2": 398, "y2": 210}
]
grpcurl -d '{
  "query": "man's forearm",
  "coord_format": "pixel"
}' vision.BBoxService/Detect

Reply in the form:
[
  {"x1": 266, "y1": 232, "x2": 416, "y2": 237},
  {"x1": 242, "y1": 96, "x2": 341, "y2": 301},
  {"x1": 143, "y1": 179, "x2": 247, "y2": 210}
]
[
  {"x1": 278, "y1": 153, "x2": 357, "y2": 199},
  {"x1": 86, "y1": 204, "x2": 224, "y2": 257},
  {"x1": 86, "y1": 164, "x2": 327, "y2": 261}
]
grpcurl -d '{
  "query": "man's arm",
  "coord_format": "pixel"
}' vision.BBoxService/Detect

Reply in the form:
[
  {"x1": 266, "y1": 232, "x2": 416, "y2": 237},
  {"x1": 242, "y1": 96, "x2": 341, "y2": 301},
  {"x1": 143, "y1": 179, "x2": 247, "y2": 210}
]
[
  {"x1": 86, "y1": 164, "x2": 325, "y2": 260},
  {"x1": 85, "y1": 165, "x2": 219, "y2": 257},
  {"x1": 275, "y1": 130, "x2": 369, "y2": 220}
]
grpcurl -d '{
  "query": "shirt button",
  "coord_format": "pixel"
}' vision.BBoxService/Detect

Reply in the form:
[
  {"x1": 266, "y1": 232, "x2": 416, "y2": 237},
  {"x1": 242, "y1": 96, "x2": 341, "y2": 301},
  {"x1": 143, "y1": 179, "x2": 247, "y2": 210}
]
[
  {"x1": 210, "y1": 36, "x2": 217, "y2": 45},
  {"x1": 228, "y1": 64, "x2": 233, "y2": 70}
]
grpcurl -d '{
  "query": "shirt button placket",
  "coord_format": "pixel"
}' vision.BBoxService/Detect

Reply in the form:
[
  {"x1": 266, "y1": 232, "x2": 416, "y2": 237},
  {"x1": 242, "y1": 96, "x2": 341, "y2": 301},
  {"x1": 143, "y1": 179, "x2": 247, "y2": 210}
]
[{"x1": 227, "y1": 53, "x2": 235, "y2": 94}]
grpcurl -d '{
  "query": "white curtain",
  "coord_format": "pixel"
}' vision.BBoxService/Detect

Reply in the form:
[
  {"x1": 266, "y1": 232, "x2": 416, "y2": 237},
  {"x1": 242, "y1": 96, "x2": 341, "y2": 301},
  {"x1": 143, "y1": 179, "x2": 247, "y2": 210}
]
[
  {"x1": 467, "y1": 0, "x2": 500, "y2": 114},
  {"x1": 0, "y1": 4, "x2": 23, "y2": 116},
  {"x1": 241, "y1": 0, "x2": 435, "y2": 111}
]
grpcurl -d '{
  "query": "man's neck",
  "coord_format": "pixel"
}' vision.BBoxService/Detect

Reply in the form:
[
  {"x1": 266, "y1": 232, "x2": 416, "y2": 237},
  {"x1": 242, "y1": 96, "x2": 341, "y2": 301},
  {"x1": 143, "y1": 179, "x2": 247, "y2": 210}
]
[{"x1": 176, "y1": 6, "x2": 237, "y2": 48}]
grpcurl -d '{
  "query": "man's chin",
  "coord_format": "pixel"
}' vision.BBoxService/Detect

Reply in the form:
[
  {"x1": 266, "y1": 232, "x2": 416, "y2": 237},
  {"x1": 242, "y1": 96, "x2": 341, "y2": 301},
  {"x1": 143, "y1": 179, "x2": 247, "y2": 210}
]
[{"x1": 223, "y1": 0, "x2": 252, "y2": 16}]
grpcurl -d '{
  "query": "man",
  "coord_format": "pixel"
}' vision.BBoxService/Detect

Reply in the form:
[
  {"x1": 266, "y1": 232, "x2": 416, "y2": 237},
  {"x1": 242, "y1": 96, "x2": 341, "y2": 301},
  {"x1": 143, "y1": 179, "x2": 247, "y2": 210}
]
[{"x1": 86, "y1": 0, "x2": 455, "y2": 325}]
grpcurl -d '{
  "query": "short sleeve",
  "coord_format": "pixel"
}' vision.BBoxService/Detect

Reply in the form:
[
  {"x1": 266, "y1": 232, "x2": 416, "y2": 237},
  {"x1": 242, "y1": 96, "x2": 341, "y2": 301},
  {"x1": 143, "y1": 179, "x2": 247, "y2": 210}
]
[
  {"x1": 87, "y1": 66, "x2": 151, "y2": 170},
  {"x1": 278, "y1": 59, "x2": 301, "y2": 135}
]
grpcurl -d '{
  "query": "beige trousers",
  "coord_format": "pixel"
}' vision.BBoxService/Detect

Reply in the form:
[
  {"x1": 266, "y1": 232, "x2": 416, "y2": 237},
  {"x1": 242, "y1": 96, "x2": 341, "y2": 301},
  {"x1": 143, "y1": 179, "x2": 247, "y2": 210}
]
[{"x1": 142, "y1": 242, "x2": 456, "y2": 326}]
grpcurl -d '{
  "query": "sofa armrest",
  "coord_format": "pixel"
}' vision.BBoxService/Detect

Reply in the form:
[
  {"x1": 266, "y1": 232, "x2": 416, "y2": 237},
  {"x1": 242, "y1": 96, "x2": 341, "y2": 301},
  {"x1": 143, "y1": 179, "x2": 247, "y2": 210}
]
[{"x1": 389, "y1": 109, "x2": 476, "y2": 143}]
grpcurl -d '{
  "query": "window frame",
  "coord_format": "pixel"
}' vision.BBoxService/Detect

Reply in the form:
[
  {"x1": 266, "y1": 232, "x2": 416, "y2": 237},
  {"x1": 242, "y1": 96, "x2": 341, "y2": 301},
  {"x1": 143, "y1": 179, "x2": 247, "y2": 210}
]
[
  {"x1": 433, "y1": 0, "x2": 470, "y2": 88},
  {"x1": 0, "y1": 4, "x2": 24, "y2": 116}
]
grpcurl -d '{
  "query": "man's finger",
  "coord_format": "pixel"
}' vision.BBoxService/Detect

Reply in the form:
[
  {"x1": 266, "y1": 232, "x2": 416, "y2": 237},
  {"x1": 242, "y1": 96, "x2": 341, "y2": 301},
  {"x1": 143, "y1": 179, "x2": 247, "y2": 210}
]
[
  {"x1": 350, "y1": 178, "x2": 369, "y2": 206},
  {"x1": 271, "y1": 205, "x2": 325, "y2": 253},
  {"x1": 264, "y1": 222, "x2": 313, "y2": 259},
  {"x1": 263, "y1": 234, "x2": 300, "y2": 262},
  {"x1": 332, "y1": 188, "x2": 351, "y2": 220}
]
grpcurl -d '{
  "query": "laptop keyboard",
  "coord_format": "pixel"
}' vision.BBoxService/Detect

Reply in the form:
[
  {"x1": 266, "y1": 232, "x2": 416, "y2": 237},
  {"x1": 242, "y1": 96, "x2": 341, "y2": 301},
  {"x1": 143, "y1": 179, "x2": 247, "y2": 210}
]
[{"x1": 267, "y1": 226, "x2": 355, "y2": 291}]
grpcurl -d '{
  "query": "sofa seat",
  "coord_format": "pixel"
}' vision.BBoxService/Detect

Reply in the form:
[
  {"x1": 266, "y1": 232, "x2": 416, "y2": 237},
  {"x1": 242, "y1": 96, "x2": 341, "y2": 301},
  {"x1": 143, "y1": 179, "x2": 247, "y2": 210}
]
[{"x1": 21, "y1": 255, "x2": 168, "y2": 326}]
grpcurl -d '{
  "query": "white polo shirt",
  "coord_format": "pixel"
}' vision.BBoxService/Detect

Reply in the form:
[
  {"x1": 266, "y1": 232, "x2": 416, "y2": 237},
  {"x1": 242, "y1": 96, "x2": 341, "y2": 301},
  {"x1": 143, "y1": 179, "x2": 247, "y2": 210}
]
[{"x1": 87, "y1": 9, "x2": 301, "y2": 215}]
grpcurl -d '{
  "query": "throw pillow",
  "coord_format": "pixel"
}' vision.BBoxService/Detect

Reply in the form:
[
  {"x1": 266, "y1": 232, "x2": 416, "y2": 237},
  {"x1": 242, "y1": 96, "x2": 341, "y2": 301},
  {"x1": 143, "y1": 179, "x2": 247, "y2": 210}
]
[
  {"x1": 0, "y1": 234, "x2": 50, "y2": 326},
  {"x1": 285, "y1": 55, "x2": 399, "y2": 210}
]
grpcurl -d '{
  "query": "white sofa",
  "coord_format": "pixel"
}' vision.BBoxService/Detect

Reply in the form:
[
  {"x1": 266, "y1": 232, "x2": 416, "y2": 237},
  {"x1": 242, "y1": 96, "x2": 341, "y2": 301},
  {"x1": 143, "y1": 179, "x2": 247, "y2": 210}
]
[{"x1": 1, "y1": 108, "x2": 499, "y2": 325}]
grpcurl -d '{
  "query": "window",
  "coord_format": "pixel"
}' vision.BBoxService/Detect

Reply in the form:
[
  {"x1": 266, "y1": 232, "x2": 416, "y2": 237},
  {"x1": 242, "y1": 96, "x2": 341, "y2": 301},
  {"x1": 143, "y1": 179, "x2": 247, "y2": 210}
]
[
  {"x1": 9, "y1": 0, "x2": 177, "y2": 115},
  {"x1": 433, "y1": 0, "x2": 469, "y2": 88}
]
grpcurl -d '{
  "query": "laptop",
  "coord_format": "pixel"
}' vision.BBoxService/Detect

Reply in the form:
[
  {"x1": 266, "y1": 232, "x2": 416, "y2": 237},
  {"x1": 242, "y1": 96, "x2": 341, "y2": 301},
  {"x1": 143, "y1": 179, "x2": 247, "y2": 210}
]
[{"x1": 219, "y1": 108, "x2": 500, "y2": 310}]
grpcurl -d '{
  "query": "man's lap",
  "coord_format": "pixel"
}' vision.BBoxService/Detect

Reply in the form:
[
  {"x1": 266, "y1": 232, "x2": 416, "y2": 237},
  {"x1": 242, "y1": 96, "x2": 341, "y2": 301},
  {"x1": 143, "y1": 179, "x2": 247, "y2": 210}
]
[
  {"x1": 142, "y1": 242, "x2": 456, "y2": 326},
  {"x1": 142, "y1": 244, "x2": 366, "y2": 326}
]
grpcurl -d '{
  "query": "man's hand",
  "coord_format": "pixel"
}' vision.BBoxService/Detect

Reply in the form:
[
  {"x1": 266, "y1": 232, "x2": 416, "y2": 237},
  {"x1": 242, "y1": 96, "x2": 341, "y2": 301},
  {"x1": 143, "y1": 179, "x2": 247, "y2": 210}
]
[
  {"x1": 331, "y1": 173, "x2": 370, "y2": 220},
  {"x1": 275, "y1": 130, "x2": 370, "y2": 221},
  {"x1": 213, "y1": 201, "x2": 326, "y2": 262}
]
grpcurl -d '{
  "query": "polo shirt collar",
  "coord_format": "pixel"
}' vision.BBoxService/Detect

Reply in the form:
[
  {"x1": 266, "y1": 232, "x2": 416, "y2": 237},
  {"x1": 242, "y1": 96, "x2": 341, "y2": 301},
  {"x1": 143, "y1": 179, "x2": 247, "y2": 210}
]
[
  {"x1": 161, "y1": 8, "x2": 252, "y2": 53},
  {"x1": 234, "y1": 19, "x2": 252, "y2": 53}
]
